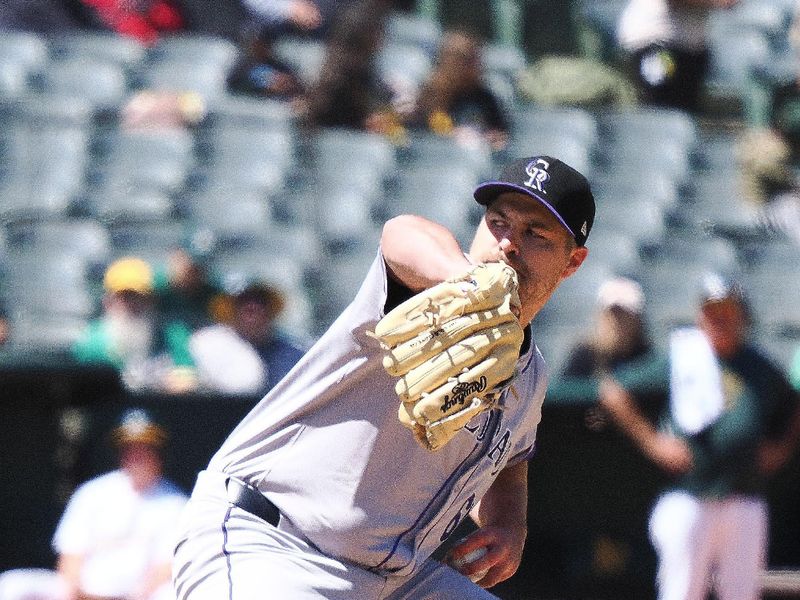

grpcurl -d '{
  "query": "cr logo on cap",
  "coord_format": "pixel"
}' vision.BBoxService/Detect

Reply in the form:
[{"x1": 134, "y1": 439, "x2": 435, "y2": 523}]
[{"x1": 524, "y1": 158, "x2": 550, "y2": 194}]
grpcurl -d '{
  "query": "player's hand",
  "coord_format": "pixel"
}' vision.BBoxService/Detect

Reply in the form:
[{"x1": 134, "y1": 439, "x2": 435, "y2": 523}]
[
  {"x1": 647, "y1": 433, "x2": 693, "y2": 475},
  {"x1": 446, "y1": 524, "x2": 526, "y2": 589}
]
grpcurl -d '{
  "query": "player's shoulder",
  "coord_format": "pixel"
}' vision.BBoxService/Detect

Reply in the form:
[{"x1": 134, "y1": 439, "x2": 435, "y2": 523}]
[{"x1": 70, "y1": 470, "x2": 127, "y2": 501}]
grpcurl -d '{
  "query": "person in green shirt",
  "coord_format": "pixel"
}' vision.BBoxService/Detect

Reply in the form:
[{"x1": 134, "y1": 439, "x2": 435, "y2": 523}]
[
  {"x1": 72, "y1": 257, "x2": 195, "y2": 393},
  {"x1": 596, "y1": 273, "x2": 800, "y2": 600}
]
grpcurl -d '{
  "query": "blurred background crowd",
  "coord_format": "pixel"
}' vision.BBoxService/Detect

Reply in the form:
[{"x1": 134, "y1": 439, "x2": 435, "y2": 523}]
[{"x1": 2, "y1": 0, "x2": 800, "y2": 599}]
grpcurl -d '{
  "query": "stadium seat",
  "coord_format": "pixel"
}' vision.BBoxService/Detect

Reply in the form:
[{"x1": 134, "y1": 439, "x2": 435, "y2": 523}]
[
  {"x1": 50, "y1": 32, "x2": 147, "y2": 71},
  {"x1": 108, "y1": 220, "x2": 191, "y2": 265},
  {"x1": 93, "y1": 129, "x2": 196, "y2": 193},
  {"x1": 536, "y1": 260, "x2": 615, "y2": 328},
  {"x1": 590, "y1": 197, "x2": 667, "y2": 247},
  {"x1": 389, "y1": 164, "x2": 482, "y2": 244},
  {"x1": 0, "y1": 31, "x2": 49, "y2": 71},
  {"x1": 6, "y1": 313, "x2": 89, "y2": 352},
  {"x1": 685, "y1": 173, "x2": 762, "y2": 234},
  {"x1": 706, "y1": 27, "x2": 771, "y2": 99},
  {"x1": 314, "y1": 235, "x2": 381, "y2": 331},
  {"x1": 639, "y1": 263, "x2": 734, "y2": 334},
  {"x1": 202, "y1": 95, "x2": 295, "y2": 131},
  {"x1": 404, "y1": 131, "x2": 492, "y2": 177},
  {"x1": 599, "y1": 137, "x2": 692, "y2": 183},
  {"x1": 0, "y1": 126, "x2": 89, "y2": 221},
  {"x1": 138, "y1": 59, "x2": 228, "y2": 103},
  {"x1": 641, "y1": 229, "x2": 741, "y2": 274},
  {"x1": 591, "y1": 169, "x2": 681, "y2": 213},
  {"x1": 599, "y1": 108, "x2": 698, "y2": 149},
  {"x1": 272, "y1": 37, "x2": 327, "y2": 86},
  {"x1": 743, "y1": 268, "x2": 800, "y2": 334},
  {"x1": 13, "y1": 94, "x2": 97, "y2": 128},
  {"x1": 512, "y1": 105, "x2": 599, "y2": 149},
  {"x1": 314, "y1": 128, "x2": 397, "y2": 177},
  {"x1": 188, "y1": 192, "x2": 276, "y2": 247},
  {"x1": 385, "y1": 11, "x2": 442, "y2": 54},
  {"x1": 582, "y1": 230, "x2": 643, "y2": 276},
  {"x1": 483, "y1": 43, "x2": 527, "y2": 84},
  {"x1": 0, "y1": 60, "x2": 32, "y2": 100},
  {"x1": 3, "y1": 250, "x2": 95, "y2": 318},
  {"x1": 82, "y1": 186, "x2": 176, "y2": 224},
  {"x1": 31, "y1": 57, "x2": 130, "y2": 109},
  {"x1": 148, "y1": 34, "x2": 240, "y2": 72},
  {"x1": 378, "y1": 42, "x2": 433, "y2": 87},
  {"x1": 200, "y1": 128, "x2": 295, "y2": 173},
  {"x1": 5, "y1": 219, "x2": 112, "y2": 266}
]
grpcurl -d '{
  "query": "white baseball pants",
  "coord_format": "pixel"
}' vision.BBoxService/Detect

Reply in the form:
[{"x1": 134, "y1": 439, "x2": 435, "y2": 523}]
[
  {"x1": 648, "y1": 490, "x2": 768, "y2": 600},
  {"x1": 172, "y1": 470, "x2": 499, "y2": 600}
]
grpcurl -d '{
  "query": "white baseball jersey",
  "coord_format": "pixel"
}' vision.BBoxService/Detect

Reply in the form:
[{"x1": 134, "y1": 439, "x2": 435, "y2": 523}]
[
  {"x1": 52, "y1": 470, "x2": 187, "y2": 598},
  {"x1": 205, "y1": 251, "x2": 548, "y2": 575}
]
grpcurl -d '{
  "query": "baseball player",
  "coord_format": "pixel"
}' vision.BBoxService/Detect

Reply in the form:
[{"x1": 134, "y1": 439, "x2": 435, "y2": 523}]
[
  {"x1": 598, "y1": 273, "x2": 800, "y2": 600},
  {"x1": 172, "y1": 155, "x2": 596, "y2": 599}
]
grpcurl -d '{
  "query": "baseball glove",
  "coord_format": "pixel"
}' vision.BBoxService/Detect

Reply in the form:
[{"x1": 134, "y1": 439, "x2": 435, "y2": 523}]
[{"x1": 371, "y1": 262, "x2": 524, "y2": 451}]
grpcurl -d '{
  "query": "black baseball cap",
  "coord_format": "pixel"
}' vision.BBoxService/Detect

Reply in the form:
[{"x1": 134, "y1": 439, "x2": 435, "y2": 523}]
[{"x1": 473, "y1": 156, "x2": 596, "y2": 246}]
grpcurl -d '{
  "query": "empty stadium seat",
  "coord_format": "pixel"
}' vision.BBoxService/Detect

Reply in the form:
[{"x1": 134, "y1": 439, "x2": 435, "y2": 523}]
[
  {"x1": 5, "y1": 219, "x2": 112, "y2": 266},
  {"x1": 385, "y1": 11, "x2": 442, "y2": 53},
  {"x1": 314, "y1": 128, "x2": 397, "y2": 176},
  {"x1": 31, "y1": 57, "x2": 130, "y2": 109},
  {"x1": 148, "y1": 34, "x2": 240, "y2": 72},
  {"x1": 599, "y1": 108, "x2": 698, "y2": 149},
  {"x1": 50, "y1": 32, "x2": 147, "y2": 71},
  {"x1": 404, "y1": 131, "x2": 492, "y2": 176},
  {"x1": 272, "y1": 37, "x2": 326, "y2": 86},
  {"x1": 0, "y1": 31, "x2": 49, "y2": 71},
  {"x1": 378, "y1": 42, "x2": 433, "y2": 87}
]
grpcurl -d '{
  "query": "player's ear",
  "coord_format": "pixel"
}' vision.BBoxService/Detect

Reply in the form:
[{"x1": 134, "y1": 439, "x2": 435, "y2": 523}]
[{"x1": 561, "y1": 246, "x2": 589, "y2": 280}]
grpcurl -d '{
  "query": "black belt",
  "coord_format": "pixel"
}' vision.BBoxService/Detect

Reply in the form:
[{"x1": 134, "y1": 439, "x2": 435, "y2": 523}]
[{"x1": 225, "y1": 477, "x2": 280, "y2": 527}]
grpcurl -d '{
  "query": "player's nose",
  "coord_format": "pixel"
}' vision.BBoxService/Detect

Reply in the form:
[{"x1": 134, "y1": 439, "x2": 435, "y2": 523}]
[{"x1": 499, "y1": 237, "x2": 517, "y2": 257}]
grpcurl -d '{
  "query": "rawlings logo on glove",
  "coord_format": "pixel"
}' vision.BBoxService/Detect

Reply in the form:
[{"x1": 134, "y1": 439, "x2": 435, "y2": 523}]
[{"x1": 371, "y1": 262, "x2": 524, "y2": 451}]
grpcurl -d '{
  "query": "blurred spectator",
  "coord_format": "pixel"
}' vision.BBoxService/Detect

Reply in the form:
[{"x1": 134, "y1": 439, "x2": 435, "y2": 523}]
[
  {"x1": 226, "y1": 22, "x2": 304, "y2": 101},
  {"x1": 71, "y1": 257, "x2": 195, "y2": 393},
  {"x1": 240, "y1": 0, "x2": 354, "y2": 40},
  {"x1": 549, "y1": 276, "x2": 664, "y2": 436},
  {"x1": 792, "y1": 344, "x2": 800, "y2": 390},
  {"x1": 0, "y1": 408, "x2": 187, "y2": 600},
  {"x1": 55, "y1": 408, "x2": 187, "y2": 600},
  {"x1": 560, "y1": 276, "x2": 653, "y2": 377},
  {"x1": 1, "y1": 0, "x2": 187, "y2": 44},
  {"x1": 298, "y1": 0, "x2": 405, "y2": 138},
  {"x1": 735, "y1": 128, "x2": 800, "y2": 244},
  {"x1": 616, "y1": 0, "x2": 738, "y2": 112},
  {"x1": 152, "y1": 245, "x2": 226, "y2": 332},
  {"x1": 597, "y1": 272, "x2": 800, "y2": 600},
  {"x1": 188, "y1": 280, "x2": 307, "y2": 396},
  {"x1": 768, "y1": 0, "x2": 800, "y2": 164},
  {"x1": 76, "y1": 0, "x2": 186, "y2": 45},
  {"x1": 120, "y1": 90, "x2": 207, "y2": 131},
  {"x1": 411, "y1": 30, "x2": 509, "y2": 151}
]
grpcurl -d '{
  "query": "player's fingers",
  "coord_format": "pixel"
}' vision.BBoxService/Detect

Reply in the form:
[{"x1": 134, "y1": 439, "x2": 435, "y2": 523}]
[{"x1": 474, "y1": 550, "x2": 520, "y2": 589}]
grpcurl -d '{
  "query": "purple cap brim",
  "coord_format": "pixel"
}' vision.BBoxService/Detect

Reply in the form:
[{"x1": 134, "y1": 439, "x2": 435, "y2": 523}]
[{"x1": 473, "y1": 181, "x2": 576, "y2": 239}]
